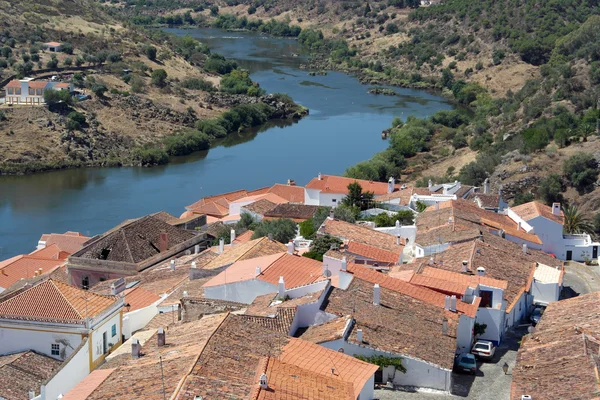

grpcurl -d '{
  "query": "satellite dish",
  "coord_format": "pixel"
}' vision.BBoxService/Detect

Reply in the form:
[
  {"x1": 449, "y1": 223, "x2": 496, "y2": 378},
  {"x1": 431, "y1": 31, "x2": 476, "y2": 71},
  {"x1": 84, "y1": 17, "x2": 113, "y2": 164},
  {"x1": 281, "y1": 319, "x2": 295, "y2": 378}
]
[
  {"x1": 323, "y1": 269, "x2": 332, "y2": 278},
  {"x1": 338, "y1": 348, "x2": 344, "y2": 353}
]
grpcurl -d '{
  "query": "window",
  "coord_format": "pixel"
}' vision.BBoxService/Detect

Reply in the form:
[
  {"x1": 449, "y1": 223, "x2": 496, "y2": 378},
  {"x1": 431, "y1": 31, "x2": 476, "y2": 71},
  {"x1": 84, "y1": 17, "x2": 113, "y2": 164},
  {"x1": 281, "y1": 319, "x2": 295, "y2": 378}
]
[
  {"x1": 15, "y1": 88, "x2": 21, "y2": 95},
  {"x1": 479, "y1": 290, "x2": 493, "y2": 308},
  {"x1": 7, "y1": 88, "x2": 13, "y2": 95},
  {"x1": 82, "y1": 276, "x2": 89, "y2": 290},
  {"x1": 111, "y1": 324, "x2": 117, "y2": 337},
  {"x1": 36, "y1": 88, "x2": 42, "y2": 96},
  {"x1": 51, "y1": 344, "x2": 60, "y2": 356},
  {"x1": 332, "y1": 199, "x2": 337, "y2": 203},
  {"x1": 29, "y1": 88, "x2": 35, "y2": 95}
]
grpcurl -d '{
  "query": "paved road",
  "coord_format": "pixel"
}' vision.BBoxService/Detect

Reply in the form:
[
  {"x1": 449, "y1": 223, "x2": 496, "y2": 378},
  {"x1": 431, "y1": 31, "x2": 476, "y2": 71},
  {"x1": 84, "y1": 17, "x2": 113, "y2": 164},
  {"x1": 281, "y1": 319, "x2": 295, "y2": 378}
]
[
  {"x1": 374, "y1": 328, "x2": 527, "y2": 400},
  {"x1": 562, "y1": 261, "x2": 600, "y2": 298}
]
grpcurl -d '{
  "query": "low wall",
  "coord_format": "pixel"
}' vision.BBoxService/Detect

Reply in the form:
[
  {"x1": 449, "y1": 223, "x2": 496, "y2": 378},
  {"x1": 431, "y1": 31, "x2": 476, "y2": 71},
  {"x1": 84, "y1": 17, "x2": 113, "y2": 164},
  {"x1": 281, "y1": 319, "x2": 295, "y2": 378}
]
[{"x1": 39, "y1": 338, "x2": 90, "y2": 400}]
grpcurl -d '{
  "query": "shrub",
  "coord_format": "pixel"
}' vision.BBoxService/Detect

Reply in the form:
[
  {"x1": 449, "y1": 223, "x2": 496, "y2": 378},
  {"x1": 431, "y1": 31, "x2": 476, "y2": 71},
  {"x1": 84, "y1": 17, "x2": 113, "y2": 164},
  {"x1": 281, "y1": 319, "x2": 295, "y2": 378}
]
[
  {"x1": 145, "y1": 45, "x2": 157, "y2": 61},
  {"x1": 61, "y1": 43, "x2": 74, "y2": 54},
  {"x1": 537, "y1": 174, "x2": 564, "y2": 205},
  {"x1": 68, "y1": 111, "x2": 86, "y2": 125},
  {"x1": 563, "y1": 152, "x2": 599, "y2": 194},
  {"x1": 248, "y1": 6, "x2": 257, "y2": 14},
  {"x1": 180, "y1": 77, "x2": 215, "y2": 91},
  {"x1": 251, "y1": 218, "x2": 297, "y2": 243},
  {"x1": 151, "y1": 69, "x2": 168, "y2": 87},
  {"x1": 303, "y1": 235, "x2": 342, "y2": 261},
  {"x1": 133, "y1": 147, "x2": 169, "y2": 166},
  {"x1": 163, "y1": 130, "x2": 210, "y2": 156}
]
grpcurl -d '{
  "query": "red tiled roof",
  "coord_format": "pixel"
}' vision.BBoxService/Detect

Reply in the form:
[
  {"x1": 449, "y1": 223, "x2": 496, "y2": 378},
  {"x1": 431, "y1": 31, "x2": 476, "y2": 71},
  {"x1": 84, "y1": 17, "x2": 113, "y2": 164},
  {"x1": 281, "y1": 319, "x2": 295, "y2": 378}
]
[
  {"x1": 420, "y1": 266, "x2": 508, "y2": 290},
  {"x1": 0, "y1": 279, "x2": 117, "y2": 324},
  {"x1": 62, "y1": 368, "x2": 116, "y2": 400},
  {"x1": 347, "y1": 263, "x2": 479, "y2": 318},
  {"x1": 277, "y1": 338, "x2": 378, "y2": 399},
  {"x1": 45, "y1": 42, "x2": 62, "y2": 47},
  {"x1": 29, "y1": 244, "x2": 66, "y2": 260},
  {"x1": 319, "y1": 218, "x2": 404, "y2": 253},
  {"x1": 0, "y1": 256, "x2": 65, "y2": 290},
  {"x1": 28, "y1": 81, "x2": 49, "y2": 89},
  {"x1": 40, "y1": 232, "x2": 90, "y2": 254},
  {"x1": 306, "y1": 174, "x2": 395, "y2": 195},
  {"x1": 300, "y1": 316, "x2": 350, "y2": 344},
  {"x1": 511, "y1": 201, "x2": 564, "y2": 225},
  {"x1": 511, "y1": 292, "x2": 600, "y2": 400},
  {"x1": 0, "y1": 351, "x2": 63, "y2": 400},
  {"x1": 124, "y1": 286, "x2": 162, "y2": 312},
  {"x1": 233, "y1": 230, "x2": 254, "y2": 244},
  {"x1": 409, "y1": 274, "x2": 469, "y2": 297},
  {"x1": 345, "y1": 241, "x2": 402, "y2": 264},
  {"x1": 54, "y1": 82, "x2": 70, "y2": 88},
  {"x1": 268, "y1": 183, "x2": 305, "y2": 203},
  {"x1": 5, "y1": 80, "x2": 21, "y2": 89}
]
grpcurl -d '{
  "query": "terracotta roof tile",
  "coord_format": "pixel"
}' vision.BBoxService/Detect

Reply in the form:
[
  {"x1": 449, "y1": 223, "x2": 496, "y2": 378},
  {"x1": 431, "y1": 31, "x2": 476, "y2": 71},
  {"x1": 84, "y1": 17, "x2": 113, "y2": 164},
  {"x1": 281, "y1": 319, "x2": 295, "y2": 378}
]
[
  {"x1": 0, "y1": 351, "x2": 63, "y2": 400},
  {"x1": 0, "y1": 279, "x2": 117, "y2": 324},
  {"x1": 124, "y1": 286, "x2": 162, "y2": 312},
  {"x1": 324, "y1": 277, "x2": 459, "y2": 370},
  {"x1": 409, "y1": 273, "x2": 469, "y2": 296},
  {"x1": 40, "y1": 232, "x2": 90, "y2": 254},
  {"x1": 242, "y1": 199, "x2": 277, "y2": 215},
  {"x1": 264, "y1": 204, "x2": 322, "y2": 221},
  {"x1": 306, "y1": 174, "x2": 396, "y2": 196},
  {"x1": 61, "y1": 368, "x2": 116, "y2": 400},
  {"x1": 345, "y1": 241, "x2": 402, "y2": 264},
  {"x1": 203, "y1": 237, "x2": 287, "y2": 270},
  {"x1": 346, "y1": 263, "x2": 479, "y2": 317},
  {"x1": 5, "y1": 80, "x2": 21, "y2": 89},
  {"x1": 233, "y1": 230, "x2": 254, "y2": 244},
  {"x1": 277, "y1": 338, "x2": 378, "y2": 399},
  {"x1": 319, "y1": 219, "x2": 404, "y2": 253},
  {"x1": 511, "y1": 292, "x2": 600, "y2": 400},
  {"x1": 240, "y1": 307, "x2": 297, "y2": 334},
  {"x1": 0, "y1": 256, "x2": 64, "y2": 290},
  {"x1": 28, "y1": 81, "x2": 49, "y2": 89},
  {"x1": 44, "y1": 42, "x2": 62, "y2": 47},
  {"x1": 511, "y1": 201, "x2": 564, "y2": 224},
  {"x1": 255, "y1": 357, "x2": 354, "y2": 400},
  {"x1": 268, "y1": 183, "x2": 305, "y2": 203},
  {"x1": 300, "y1": 316, "x2": 350, "y2": 344},
  {"x1": 466, "y1": 192, "x2": 501, "y2": 209}
]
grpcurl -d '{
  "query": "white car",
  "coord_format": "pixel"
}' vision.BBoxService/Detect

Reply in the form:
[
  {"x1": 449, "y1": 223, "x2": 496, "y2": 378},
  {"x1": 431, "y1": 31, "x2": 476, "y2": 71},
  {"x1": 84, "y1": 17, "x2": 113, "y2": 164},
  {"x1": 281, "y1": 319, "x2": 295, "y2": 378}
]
[{"x1": 471, "y1": 340, "x2": 496, "y2": 360}]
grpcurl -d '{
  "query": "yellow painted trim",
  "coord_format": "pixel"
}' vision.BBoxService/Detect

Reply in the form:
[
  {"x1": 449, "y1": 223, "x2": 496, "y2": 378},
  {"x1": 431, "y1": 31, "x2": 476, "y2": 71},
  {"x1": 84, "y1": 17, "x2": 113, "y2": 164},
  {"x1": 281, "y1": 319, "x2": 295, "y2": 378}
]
[
  {"x1": 88, "y1": 331, "x2": 94, "y2": 371},
  {"x1": 0, "y1": 325, "x2": 81, "y2": 335}
]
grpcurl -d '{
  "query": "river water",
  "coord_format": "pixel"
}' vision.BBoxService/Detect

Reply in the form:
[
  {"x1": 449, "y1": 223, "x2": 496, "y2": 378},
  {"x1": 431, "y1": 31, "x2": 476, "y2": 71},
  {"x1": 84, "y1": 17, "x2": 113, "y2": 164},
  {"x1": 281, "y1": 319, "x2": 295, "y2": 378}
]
[{"x1": 0, "y1": 28, "x2": 453, "y2": 258}]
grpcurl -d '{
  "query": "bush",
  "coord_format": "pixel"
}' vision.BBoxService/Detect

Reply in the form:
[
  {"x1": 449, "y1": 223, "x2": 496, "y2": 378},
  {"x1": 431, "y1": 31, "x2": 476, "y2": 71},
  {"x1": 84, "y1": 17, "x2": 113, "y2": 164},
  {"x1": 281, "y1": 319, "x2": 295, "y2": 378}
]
[
  {"x1": 220, "y1": 69, "x2": 263, "y2": 96},
  {"x1": 68, "y1": 111, "x2": 86, "y2": 125},
  {"x1": 151, "y1": 69, "x2": 168, "y2": 87},
  {"x1": 299, "y1": 219, "x2": 316, "y2": 239},
  {"x1": 386, "y1": 23, "x2": 399, "y2": 34},
  {"x1": 537, "y1": 174, "x2": 564, "y2": 205},
  {"x1": 251, "y1": 218, "x2": 297, "y2": 243},
  {"x1": 133, "y1": 147, "x2": 169, "y2": 166},
  {"x1": 145, "y1": 45, "x2": 157, "y2": 61},
  {"x1": 196, "y1": 119, "x2": 228, "y2": 138},
  {"x1": 130, "y1": 76, "x2": 146, "y2": 93},
  {"x1": 204, "y1": 53, "x2": 237, "y2": 74},
  {"x1": 92, "y1": 84, "x2": 108, "y2": 97},
  {"x1": 43, "y1": 89, "x2": 73, "y2": 108},
  {"x1": 563, "y1": 152, "x2": 599, "y2": 194},
  {"x1": 61, "y1": 43, "x2": 74, "y2": 54},
  {"x1": 180, "y1": 77, "x2": 215, "y2": 92},
  {"x1": 303, "y1": 235, "x2": 342, "y2": 261},
  {"x1": 163, "y1": 130, "x2": 210, "y2": 156},
  {"x1": 247, "y1": 5, "x2": 257, "y2": 14},
  {"x1": 210, "y1": 5, "x2": 219, "y2": 16}
]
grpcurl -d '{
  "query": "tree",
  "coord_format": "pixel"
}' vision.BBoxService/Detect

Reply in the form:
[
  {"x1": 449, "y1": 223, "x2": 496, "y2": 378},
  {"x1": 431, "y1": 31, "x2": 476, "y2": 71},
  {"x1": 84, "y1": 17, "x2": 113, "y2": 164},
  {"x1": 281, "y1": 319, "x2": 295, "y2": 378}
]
[
  {"x1": 145, "y1": 45, "x2": 157, "y2": 61},
  {"x1": 563, "y1": 152, "x2": 599, "y2": 194},
  {"x1": 46, "y1": 55, "x2": 59, "y2": 69},
  {"x1": 299, "y1": 219, "x2": 316, "y2": 239},
  {"x1": 248, "y1": 5, "x2": 257, "y2": 14},
  {"x1": 43, "y1": 89, "x2": 73, "y2": 109},
  {"x1": 237, "y1": 212, "x2": 257, "y2": 231},
  {"x1": 537, "y1": 174, "x2": 564, "y2": 206},
  {"x1": 151, "y1": 69, "x2": 168, "y2": 87},
  {"x1": 342, "y1": 182, "x2": 374, "y2": 210},
  {"x1": 303, "y1": 234, "x2": 343, "y2": 261},
  {"x1": 92, "y1": 84, "x2": 108, "y2": 98},
  {"x1": 251, "y1": 218, "x2": 297, "y2": 243},
  {"x1": 364, "y1": 2, "x2": 371, "y2": 16},
  {"x1": 210, "y1": 5, "x2": 219, "y2": 16},
  {"x1": 415, "y1": 200, "x2": 427, "y2": 213},
  {"x1": 563, "y1": 205, "x2": 594, "y2": 234},
  {"x1": 61, "y1": 43, "x2": 74, "y2": 55},
  {"x1": 513, "y1": 192, "x2": 534, "y2": 206}
]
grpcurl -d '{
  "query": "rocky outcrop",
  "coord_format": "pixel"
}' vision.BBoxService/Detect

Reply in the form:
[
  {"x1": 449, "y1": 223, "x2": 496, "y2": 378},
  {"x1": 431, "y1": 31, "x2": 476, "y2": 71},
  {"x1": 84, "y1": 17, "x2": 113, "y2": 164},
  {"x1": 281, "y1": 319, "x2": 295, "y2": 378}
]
[{"x1": 203, "y1": 93, "x2": 309, "y2": 119}]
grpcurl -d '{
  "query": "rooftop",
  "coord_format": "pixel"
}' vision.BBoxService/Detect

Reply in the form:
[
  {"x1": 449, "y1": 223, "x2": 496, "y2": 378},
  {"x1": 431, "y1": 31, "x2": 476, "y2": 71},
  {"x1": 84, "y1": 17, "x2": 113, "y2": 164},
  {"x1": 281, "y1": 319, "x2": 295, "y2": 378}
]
[
  {"x1": 511, "y1": 292, "x2": 600, "y2": 400},
  {"x1": 263, "y1": 203, "x2": 322, "y2": 222},
  {"x1": 345, "y1": 241, "x2": 402, "y2": 264},
  {"x1": 39, "y1": 231, "x2": 90, "y2": 254},
  {"x1": 232, "y1": 230, "x2": 254, "y2": 244},
  {"x1": 511, "y1": 201, "x2": 564, "y2": 225},
  {"x1": 242, "y1": 198, "x2": 277, "y2": 215},
  {"x1": 0, "y1": 255, "x2": 65, "y2": 291},
  {"x1": 203, "y1": 237, "x2": 287, "y2": 270},
  {"x1": 319, "y1": 218, "x2": 403, "y2": 253},
  {"x1": 299, "y1": 315, "x2": 350, "y2": 344},
  {"x1": 0, "y1": 351, "x2": 63, "y2": 400},
  {"x1": 268, "y1": 183, "x2": 305, "y2": 203},
  {"x1": 306, "y1": 174, "x2": 396, "y2": 196},
  {"x1": 466, "y1": 192, "x2": 501, "y2": 209},
  {"x1": 323, "y1": 277, "x2": 458, "y2": 370},
  {"x1": 185, "y1": 187, "x2": 270, "y2": 217},
  {"x1": 533, "y1": 263, "x2": 563, "y2": 284},
  {"x1": 73, "y1": 215, "x2": 197, "y2": 264},
  {"x1": 0, "y1": 279, "x2": 118, "y2": 325}
]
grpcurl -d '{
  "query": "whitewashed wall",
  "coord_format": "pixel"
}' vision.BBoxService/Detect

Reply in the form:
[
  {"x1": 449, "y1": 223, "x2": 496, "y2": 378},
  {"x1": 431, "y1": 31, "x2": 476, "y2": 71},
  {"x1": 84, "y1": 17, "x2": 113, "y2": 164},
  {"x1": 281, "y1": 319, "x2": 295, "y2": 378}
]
[
  {"x1": 456, "y1": 315, "x2": 474, "y2": 354},
  {"x1": 122, "y1": 303, "x2": 159, "y2": 339},
  {"x1": 203, "y1": 280, "x2": 277, "y2": 304},
  {"x1": 91, "y1": 312, "x2": 121, "y2": 364},
  {"x1": 530, "y1": 280, "x2": 560, "y2": 306},
  {"x1": 39, "y1": 339, "x2": 91, "y2": 400},
  {"x1": 284, "y1": 280, "x2": 329, "y2": 299},
  {"x1": 474, "y1": 307, "x2": 504, "y2": 345},
  {"x1": 0, "y1": 324, "x2": 83, "y2": 360}
]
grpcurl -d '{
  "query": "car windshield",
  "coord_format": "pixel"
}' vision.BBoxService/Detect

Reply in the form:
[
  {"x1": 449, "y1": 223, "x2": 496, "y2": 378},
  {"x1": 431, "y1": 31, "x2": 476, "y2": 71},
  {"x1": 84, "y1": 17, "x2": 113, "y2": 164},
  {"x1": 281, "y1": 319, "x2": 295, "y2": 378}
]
[
  {"x1": 474, "y1": 343, "x2": 489, "y2": 350},
  {"x1": 533, "y1": 309, "x2": 542, "y2": 316},
  {"x1": 461, "y1": 357, "x2": 475, "y2": 365}
]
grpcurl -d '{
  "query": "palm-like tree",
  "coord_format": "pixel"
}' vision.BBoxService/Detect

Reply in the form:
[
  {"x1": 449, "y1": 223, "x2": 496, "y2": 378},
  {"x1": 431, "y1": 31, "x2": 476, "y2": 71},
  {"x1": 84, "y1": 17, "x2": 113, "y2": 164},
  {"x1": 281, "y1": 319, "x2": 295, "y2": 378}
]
[{"x1": 563, "y1": 205, "x2": 595, "y2": 234}]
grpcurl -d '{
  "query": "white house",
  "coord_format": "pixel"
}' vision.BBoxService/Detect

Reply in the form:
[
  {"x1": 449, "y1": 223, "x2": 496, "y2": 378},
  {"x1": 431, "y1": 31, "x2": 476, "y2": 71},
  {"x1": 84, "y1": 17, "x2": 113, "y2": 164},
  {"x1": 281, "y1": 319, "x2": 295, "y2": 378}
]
[
  {"x1": 507, "y1": 201, "x2": 600, "y2": 261},
  {"x1": 304, "y1": 173, "x2": 398, "y2": 207},
  {"x1": 44, "y1": 41, "x2": 62, "y2": 52},
  {"x1": 4, "y1": 79, "x2": 73, "y2": 105},
  {"x1": 530, "y1": 263, "x2": 563, "y2": 306}
]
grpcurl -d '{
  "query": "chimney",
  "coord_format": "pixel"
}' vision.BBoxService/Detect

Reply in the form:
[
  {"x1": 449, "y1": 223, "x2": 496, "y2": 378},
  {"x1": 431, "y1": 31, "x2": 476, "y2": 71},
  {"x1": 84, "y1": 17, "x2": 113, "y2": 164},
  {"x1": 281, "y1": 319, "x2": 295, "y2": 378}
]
[
  {"x1": 462, "y1": 260, "x2": 468, "y2": 273},
  {"x1": 428, "y1": 179, "x2": 433, "y2": 189},
  {"x1": 183, "y1": 291, "x2": 188, "y2": 297},
  {"x1": 159, "y1": 233, "x2": 168, "y2": 252},
  {"x1": 396, "y1": 235, "x2": 401, "y2": 246},
  {"x1": 341, "y1": 257, "x2": 347, "y2": 271},
  {"x1": 483, "y1": 178, "x2": 490, "y2": 195},
  {"x1": 522, "y1": 243, "x2": 528, "y2": 254},
  {"x1": 268, "y1": 233, "x2": 273, "y2": 241},
  {"x1": 29, "y1": 391, "x2": 35, "y2": 400},
  {"x1": 191, "y1": 261, "x2": 197, "y2": 269},
  {"x1": 194, "y1": 244, "x2": 200, "y2": 254},
  {"x1": 356, "y1": 329, "x2": 363, "y2": 343},
  {"x1": 131, "y1": 338, "x2": 141, "y2": 359},
  {"x1": 442, "y1": 318, "x2": 448, "y2": 335},
  {"x1": 435, "y1": 202, "x2": 439, "y2": 210},
  {"x1": 230, "y1": 229, "x2": 236, "y2": 243},
  {"x1": 395, "y1": 220, "x2": 400, "y2": 228},
  {"x1": 38, "y1": 268, "x2": 43, "y2": 276},
  {"x1": 278, "y1": 276, "x2": 285, "y2": 298},
  {"x1": 450, "y1": 295, "x2": 457, "y2": 312},
  {"x1": 219, "y1": 238, "x2": 224, "y2": 254},
  {"x1": 448, "y1": 216, "x2": 453, "y2": 225},
  {"x1": 373, "y1": 284, "x2": 380, "y2": 306},
  {"x1": 444, "y1": 295, "x2": 451, "y2": 310},
  {"x1": 517, "y1": 221, "x2": 522, "y2": 231},
  {"x1": 157, "y1": 327, "x2": 165, "y2": 346},
  {"x1": 477, "y1": 266, "x2": 485, "y2": 276},
  {"x1": 255, "y1": 266, "x2": 261, "y2": 277},
  {"x1": 552, "y1": 202, "x2": 561, "y2": 216},
  {"x1": 387, "y1": 176, "x2": 395, "y2": 194},
  {"x1": 110, "y1": 283, "x2": 117, "y2": 295},
  {"x1": 259, "y1": 373, "x2": 268, "y2": 389},
  {"x1": 318, "y1": 172, "x2": 322, "y2": 181},
  {"x1": 170, "y1": 260, "x2": 175, "y2": 271},
  {"x1": 329, "y1": 209, "x2": 335, "y2": 219},
  {"x1": 429, "y1": 257, "x2": 434, "y2": 265},
  {"x1": 287, "y1": 240, "x2": 295, "y2": 254}
]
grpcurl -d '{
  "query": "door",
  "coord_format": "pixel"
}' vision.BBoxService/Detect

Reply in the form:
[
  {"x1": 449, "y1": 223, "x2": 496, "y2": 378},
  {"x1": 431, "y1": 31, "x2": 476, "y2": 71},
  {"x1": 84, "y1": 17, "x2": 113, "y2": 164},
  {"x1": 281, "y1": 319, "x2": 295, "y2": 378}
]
[
  {"x1": 103, "y1": 331, "x2": 108, "y2": 354},
  {"x1": 593, "y1": 246, "x2": 598, "y2": 259},
  {"x1": 566, "y1": 250, "x2": 573, "y2": 261}
]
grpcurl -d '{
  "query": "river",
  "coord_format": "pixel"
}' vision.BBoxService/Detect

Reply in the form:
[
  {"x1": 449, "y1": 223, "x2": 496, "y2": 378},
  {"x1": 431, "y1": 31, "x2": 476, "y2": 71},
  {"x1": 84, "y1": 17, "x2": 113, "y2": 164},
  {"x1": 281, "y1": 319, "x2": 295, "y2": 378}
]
[{"x1": 0, "y1": 28, "x2": 453, "y2": 258}]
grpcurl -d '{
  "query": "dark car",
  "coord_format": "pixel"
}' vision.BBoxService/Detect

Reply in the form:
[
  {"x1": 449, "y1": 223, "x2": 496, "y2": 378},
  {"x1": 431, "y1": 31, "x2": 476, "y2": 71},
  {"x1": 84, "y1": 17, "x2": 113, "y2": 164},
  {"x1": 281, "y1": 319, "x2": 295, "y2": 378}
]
[
  {"x1": 530, "y1": 306, "x2": 544, "y2": 325},
  {"x1": 455, "y1": 353, "x2": 477, "y2": 375}
]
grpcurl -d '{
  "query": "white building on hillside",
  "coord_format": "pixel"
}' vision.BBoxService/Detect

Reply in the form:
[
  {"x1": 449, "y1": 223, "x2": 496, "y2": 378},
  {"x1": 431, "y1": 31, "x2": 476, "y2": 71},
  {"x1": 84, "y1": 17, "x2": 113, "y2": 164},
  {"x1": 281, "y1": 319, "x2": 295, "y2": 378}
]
[{"x1": 4, "y1": 79, "x2": 73, "y2": 105}]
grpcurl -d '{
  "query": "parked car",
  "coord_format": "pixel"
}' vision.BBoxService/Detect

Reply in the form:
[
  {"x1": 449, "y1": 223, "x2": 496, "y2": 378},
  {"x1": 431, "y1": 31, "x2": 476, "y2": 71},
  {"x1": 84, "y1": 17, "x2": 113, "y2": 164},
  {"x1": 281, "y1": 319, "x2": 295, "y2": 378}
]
[
  {"x1": 471, "y1": 340, "x2": 496, "y2": 360},
  {"x1": 455, "y1": 353, "x2": 477, "y2": 375},
  {"x1": 530, "y1": 306, "x2": 544, "y2": 325}
]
